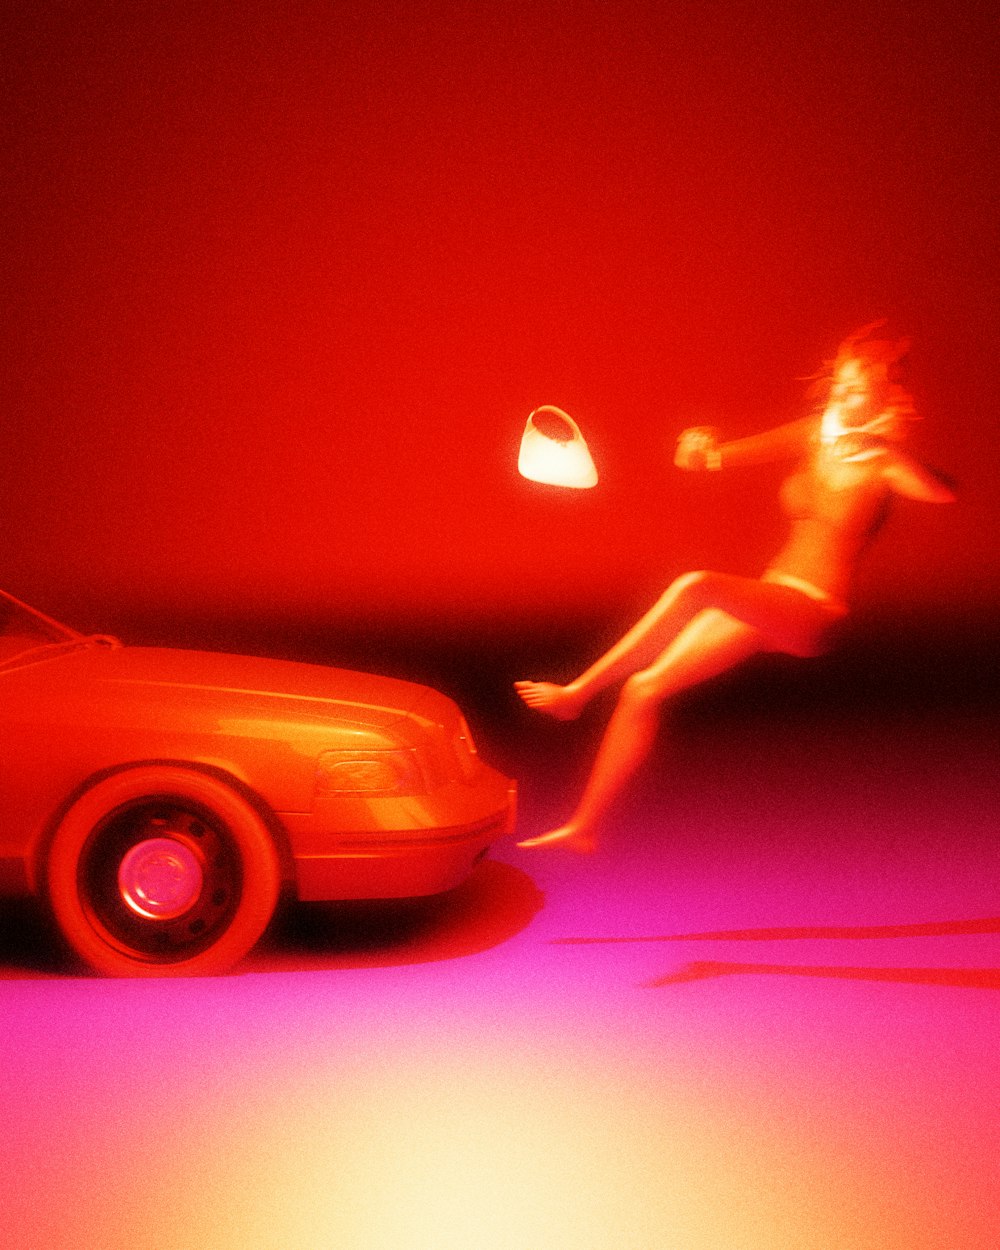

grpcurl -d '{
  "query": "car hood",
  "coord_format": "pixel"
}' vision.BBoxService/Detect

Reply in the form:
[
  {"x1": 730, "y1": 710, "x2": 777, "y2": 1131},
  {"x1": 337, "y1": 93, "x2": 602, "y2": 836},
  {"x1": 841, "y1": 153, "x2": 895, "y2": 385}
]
[{"x1": 25, "y1": 643, "x2": 443, "y2": 729}]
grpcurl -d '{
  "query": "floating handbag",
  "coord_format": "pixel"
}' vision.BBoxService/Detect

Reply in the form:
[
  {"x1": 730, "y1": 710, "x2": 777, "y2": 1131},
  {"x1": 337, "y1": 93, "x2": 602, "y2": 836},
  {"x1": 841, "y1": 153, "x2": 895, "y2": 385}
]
[{"x1": 517, "y1": 405, "x2": 598, "y2": 489}]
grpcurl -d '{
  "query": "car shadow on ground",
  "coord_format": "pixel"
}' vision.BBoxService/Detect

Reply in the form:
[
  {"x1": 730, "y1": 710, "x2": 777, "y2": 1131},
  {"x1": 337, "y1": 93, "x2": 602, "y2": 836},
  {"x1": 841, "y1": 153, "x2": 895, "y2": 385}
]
[
  {"x1": 245, "y1": 859, "x2": 543, "y2": 974},
  {"x1": 0, "y1": 898, "x2": 77, "y2": 978},
  {"x1": 0, "y1": 858, "x2": 543, "y2": 979}
]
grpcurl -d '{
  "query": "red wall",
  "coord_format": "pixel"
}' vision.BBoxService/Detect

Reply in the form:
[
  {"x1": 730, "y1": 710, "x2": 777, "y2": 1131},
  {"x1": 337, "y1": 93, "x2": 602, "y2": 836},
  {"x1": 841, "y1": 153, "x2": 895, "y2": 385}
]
[{"x1": 3, "y1": 1, "x2": 994, "y2": 633}]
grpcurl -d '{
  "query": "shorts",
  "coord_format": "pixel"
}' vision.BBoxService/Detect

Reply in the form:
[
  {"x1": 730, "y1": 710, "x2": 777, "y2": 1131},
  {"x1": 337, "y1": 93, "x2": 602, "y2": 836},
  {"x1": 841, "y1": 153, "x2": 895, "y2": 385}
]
[{"x1": 762, "y1": 570, "x2": 846, "y2": 612}]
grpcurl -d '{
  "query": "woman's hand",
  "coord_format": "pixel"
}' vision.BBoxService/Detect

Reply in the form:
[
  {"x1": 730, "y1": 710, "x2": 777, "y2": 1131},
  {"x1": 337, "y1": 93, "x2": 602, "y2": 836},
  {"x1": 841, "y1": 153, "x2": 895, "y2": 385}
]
[{"x1": 675, "y1": 426, "x2": 722, "y2": 471}]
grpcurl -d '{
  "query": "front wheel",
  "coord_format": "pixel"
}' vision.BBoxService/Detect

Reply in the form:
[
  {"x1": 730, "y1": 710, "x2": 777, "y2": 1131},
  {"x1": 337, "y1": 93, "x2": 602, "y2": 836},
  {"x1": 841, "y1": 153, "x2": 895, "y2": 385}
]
[{"x1": 45, "y1": 767, "x2": 281, "y2": 977}]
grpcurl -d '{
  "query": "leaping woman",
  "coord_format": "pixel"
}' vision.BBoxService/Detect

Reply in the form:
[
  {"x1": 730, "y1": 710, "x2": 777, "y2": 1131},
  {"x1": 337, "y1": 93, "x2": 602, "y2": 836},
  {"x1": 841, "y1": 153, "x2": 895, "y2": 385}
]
[{"x1": 515, "y1": 324, "x2": 955, "y2": 851}]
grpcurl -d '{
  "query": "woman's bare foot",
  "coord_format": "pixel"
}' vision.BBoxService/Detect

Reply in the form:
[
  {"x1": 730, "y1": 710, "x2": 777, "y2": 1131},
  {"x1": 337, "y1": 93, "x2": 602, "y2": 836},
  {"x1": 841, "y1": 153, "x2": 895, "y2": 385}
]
[
  {"x1": 514, "y1": 680, "x2": 585, "y2": 721},
  {"x1": 516, "y1": 824, "x2": 597, "y2": 853}
]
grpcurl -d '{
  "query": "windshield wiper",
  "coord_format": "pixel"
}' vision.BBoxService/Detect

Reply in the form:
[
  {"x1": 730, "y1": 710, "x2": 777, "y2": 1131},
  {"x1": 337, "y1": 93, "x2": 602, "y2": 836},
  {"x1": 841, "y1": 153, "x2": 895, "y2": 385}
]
[{"x1": 0, "y1": 634, "x2": 119, "y2": 671}]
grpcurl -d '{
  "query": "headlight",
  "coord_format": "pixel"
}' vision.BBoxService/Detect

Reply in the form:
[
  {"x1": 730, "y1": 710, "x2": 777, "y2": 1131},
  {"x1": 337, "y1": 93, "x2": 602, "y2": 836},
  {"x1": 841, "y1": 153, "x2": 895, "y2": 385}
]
[{"x1": 315, "y1": 749, "x2": 425, "y2": 797}]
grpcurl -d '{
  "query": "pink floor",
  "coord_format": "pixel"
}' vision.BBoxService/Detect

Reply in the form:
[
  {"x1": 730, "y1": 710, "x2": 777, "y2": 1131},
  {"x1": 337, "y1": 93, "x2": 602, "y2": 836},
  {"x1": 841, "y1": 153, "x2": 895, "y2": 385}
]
[{"x1": 2, "y1": 707, "x2": 998, "y2": 1249}]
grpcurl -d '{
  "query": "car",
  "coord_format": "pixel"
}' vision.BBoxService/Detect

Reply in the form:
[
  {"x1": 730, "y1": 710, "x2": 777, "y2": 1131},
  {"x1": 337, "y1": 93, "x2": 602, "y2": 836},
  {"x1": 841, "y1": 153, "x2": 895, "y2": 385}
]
[{"x1": 0, "y1": 589, "x2": 516, "y2": 977}]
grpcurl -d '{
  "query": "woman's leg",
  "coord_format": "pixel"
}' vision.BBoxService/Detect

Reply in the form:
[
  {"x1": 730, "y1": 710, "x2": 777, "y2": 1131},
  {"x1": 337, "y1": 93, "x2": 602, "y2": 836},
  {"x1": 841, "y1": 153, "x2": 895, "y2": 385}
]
[
  {"x1": 515, "y1": 570, "x2": 843, "y2": 719},
  {"x1": 515, "y1": 572, "x2": 710, "y2": 719},
  {"x1": 518, "y1": 609, "x2": 766, "y2": 850}
]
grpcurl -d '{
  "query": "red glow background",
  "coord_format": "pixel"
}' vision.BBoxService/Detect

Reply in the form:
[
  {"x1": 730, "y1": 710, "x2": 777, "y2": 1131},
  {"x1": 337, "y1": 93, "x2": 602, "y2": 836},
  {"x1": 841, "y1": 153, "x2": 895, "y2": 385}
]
[
  {"x1": 3, "y1": 10, "x2": 1000, "y2": 1247},
  {"x1": 3, "y1": 0, "x2": 995, "y2": 637}
]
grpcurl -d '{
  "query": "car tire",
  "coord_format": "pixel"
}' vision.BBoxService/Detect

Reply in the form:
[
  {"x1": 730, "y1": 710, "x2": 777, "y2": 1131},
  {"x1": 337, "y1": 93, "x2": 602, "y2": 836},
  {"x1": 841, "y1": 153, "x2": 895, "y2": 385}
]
[{"x1": 45, "y1": 766, "x2": 281, "y2": 977}]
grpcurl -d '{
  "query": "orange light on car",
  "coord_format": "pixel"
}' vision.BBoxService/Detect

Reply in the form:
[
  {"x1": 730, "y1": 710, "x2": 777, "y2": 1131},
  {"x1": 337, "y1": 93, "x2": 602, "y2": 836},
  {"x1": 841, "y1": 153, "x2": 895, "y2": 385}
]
[{"x1": 518, "y1": 406, "x2": 598, "y2": 489}]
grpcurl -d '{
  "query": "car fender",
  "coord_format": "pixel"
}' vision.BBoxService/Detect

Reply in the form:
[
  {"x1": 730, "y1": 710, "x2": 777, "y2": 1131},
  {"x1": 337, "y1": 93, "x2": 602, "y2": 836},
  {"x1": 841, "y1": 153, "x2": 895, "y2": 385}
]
[{"x1": 28, "y1": 759, "x2": 296, "y2": 896}]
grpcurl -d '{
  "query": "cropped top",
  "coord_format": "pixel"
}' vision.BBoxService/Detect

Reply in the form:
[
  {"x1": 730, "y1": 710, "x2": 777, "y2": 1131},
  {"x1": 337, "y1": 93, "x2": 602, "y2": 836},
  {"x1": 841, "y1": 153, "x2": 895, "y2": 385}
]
[{"x1": 778, "y1": 453, "x2": 892, "y2": 553}]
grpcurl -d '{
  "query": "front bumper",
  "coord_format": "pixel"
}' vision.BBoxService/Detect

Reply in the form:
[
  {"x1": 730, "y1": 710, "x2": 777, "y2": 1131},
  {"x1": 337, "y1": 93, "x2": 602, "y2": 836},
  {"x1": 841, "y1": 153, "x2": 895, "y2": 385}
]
[{"x1": 280, "y1": 769, "x2": 517, "y2": 901}]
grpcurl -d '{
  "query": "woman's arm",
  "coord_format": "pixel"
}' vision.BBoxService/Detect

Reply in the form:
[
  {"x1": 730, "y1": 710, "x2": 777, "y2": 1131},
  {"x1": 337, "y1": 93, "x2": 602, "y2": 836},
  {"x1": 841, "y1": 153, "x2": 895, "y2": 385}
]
[
  {"x1": 675, "y1": 416, "x2": 816, "y2": 471},
  {"x1": 881, "y1": 451, "x2": 957, "y2": 503}
]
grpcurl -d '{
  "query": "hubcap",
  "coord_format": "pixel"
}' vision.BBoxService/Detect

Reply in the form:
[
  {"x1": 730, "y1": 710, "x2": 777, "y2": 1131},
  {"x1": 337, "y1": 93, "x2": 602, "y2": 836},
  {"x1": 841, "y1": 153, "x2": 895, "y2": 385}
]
[{"x1": 117, "y1": 837, "x2": 204, "y2": 920}]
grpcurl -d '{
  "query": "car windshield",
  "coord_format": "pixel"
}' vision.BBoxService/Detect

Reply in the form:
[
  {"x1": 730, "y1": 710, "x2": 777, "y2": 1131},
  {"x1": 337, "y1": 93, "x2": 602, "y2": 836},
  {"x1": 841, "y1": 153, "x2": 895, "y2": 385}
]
[{"x1": 0, "y1": 591, "x2": 84, "y2": 668}]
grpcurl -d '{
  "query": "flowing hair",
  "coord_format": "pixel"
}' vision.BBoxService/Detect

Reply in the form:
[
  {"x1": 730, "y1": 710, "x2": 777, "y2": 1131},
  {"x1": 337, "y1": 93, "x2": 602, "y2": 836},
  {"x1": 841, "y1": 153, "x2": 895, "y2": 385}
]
[{"x1": 807, "y1": 321, "x2": 918, "y2": 431}]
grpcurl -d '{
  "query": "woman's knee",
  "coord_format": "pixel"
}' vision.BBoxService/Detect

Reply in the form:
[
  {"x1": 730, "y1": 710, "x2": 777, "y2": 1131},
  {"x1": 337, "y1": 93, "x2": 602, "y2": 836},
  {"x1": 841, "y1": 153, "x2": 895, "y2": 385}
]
[
  {"x1": 663, "y1": 569, "x2": 713, "y2": 610},
  {"x1": 620, "y1": 669, "x2": 669, "y2": 709}
]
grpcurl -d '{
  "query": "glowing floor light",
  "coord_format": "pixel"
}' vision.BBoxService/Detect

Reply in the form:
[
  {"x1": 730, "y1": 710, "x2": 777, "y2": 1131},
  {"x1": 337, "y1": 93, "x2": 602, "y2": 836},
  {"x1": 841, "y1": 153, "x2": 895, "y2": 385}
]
[{"x1": 518, "y1": 406, "x2": 598, "y2": 489}]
